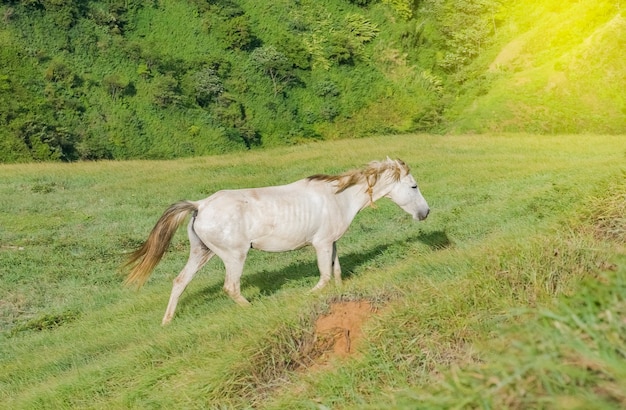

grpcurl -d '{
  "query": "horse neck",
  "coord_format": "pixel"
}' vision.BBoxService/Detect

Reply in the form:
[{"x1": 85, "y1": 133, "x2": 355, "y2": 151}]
[
  {"x1": 336, "y1": 176, "x2": 394, "y2": 215},
  {"x1": 367, "y1": 175, "x2": 395, "y2": 204}
]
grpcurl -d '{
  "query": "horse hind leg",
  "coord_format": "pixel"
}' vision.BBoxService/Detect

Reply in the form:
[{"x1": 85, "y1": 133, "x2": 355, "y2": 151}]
[{"x1": 162, "y1": 222, "x2": 214, "y2": 325}]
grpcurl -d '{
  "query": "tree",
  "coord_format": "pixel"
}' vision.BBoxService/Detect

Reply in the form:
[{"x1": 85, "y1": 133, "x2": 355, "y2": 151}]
[
  {"x1": 221, "y1": 15, "x2": 258, "y2": 51},
  {"x1": 277, "y1": 36, "x2": 312, "y2": 70},
  {"x1": 250, "y1": 46, "x2": 293, "y2": 97},
  {"x1": 102, "y1": 74, "x2": 130, "y2": 100}
]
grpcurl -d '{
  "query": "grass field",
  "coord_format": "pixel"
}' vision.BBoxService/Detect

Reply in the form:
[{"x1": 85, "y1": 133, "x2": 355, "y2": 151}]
[{"x1": 1, "y1": 134, "x2": 624, "y2": 409}]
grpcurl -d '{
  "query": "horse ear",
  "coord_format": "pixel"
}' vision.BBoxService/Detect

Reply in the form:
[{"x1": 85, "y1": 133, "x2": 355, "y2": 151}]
[{"x1": 396, "y1": 158, "x2": 409, "y2": 174}]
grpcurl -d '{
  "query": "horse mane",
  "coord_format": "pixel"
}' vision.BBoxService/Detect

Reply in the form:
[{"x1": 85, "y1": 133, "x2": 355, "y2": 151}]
[{"x1": 307, "y1": 158, "x2": 409, "y2": 193}]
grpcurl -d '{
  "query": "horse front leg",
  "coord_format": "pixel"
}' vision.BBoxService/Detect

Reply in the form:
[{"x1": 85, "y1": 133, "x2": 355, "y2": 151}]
[
  {"x1": 332, "y1": 242, "x2": 342, "y2": 286},
  {"x1": 312, "y1": 242, "x2": 334, "y2": 292},
  {"x1": 222, "y1": 251, "x2": 250, "y2": 306}
]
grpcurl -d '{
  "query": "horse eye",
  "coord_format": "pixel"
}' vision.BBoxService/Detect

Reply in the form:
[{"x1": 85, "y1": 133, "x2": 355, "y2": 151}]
[{"x1": 411, "y1": 185, "x2": 418, "y2": 189}]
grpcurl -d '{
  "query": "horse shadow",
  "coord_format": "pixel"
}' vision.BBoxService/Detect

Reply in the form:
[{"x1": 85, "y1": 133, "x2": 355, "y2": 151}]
[
  {"x1": 178, "y1": 229, "x2": 451, "y2": 311},
  {"x1": 415, "y1": 229, "x2": 452, "y2": 250}
]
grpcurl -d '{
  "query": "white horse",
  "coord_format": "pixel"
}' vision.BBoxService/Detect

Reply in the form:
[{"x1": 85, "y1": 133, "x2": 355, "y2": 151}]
[{"x1": 125, "y1": 158, "x2": 429, "y2": 324}]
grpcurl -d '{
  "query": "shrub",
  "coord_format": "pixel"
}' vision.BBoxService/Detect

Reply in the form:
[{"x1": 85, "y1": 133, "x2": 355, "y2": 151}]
[
  {"x1": 314, "y1": 80, "x2": 340, "y2": 98},
  {"x1": 382, "y1": 0, "x2": 414, "y2": 20},
  {"x1": 14, "y1": 119, "x2": 78, "y2": 162},
  {"x1": 152, "y1": 75, "x2": 183, "y2": 108},
  {"x1": 277, "y1": 36, "x2": 312, "y2": 70},
  {"x1": 44, "y1": 60, "x2": 72, "y2": 83}
]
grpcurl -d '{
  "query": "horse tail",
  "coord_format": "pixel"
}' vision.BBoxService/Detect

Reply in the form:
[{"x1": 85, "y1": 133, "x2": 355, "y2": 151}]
[{"x1": 124, "y1": 200, "x2": 198, "y2": 288}]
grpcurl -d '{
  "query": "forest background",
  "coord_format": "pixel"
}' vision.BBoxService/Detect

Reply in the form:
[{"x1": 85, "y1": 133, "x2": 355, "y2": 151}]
[{"x1": 0, "y1": 0, "x2": 624, "y2": 163}]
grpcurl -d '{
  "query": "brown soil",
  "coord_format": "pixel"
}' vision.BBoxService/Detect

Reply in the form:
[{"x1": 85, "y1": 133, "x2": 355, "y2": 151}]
[{"x1": 313, "y1": 300, "x2": 374, "y2": 359}]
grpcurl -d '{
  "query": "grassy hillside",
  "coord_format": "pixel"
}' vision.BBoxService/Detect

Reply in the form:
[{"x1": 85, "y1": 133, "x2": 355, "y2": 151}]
[
  {"x1": 1, "y1": 0, "x2": 624, "y2": 162},
  {"x1": 1, "y1": 134, "x2": 624, "y2": 408},
  {"x1": 448, "y1": 0, "x2": 626, "y2": 134}
]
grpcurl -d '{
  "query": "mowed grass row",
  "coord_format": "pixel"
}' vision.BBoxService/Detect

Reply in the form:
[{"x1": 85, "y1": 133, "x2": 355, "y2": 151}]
[{"x1": 0, "y1": 134, "x2": 624, "y2": 408}]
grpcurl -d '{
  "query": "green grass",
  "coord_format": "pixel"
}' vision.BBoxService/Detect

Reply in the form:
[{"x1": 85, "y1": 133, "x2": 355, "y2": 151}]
[{"x1": 1, "y1": 134, "x2": 624, "y2": 408}]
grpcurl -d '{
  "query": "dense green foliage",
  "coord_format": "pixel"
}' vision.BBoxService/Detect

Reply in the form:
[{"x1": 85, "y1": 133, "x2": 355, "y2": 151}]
[
  {"x1": 1, "y1": 134, "x2": 624, "y2": 407},
  {"x1": 0, "y1": 0, "x2": 624, "y2": 162}
]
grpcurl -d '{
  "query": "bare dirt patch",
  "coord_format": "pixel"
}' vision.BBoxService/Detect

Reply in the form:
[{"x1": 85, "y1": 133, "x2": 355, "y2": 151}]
[
  {"x1": 313, "y1": 300, "x2": 374, "y2": 360},
  {"x1": 241, "y1": 300, "x2": 378, "y2": 402}
]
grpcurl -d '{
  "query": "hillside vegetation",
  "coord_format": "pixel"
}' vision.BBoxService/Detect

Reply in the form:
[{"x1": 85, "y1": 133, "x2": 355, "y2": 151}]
[
  {"x1": 1, "y1": 0, "x2": 624, "y2": 162},
  {"x1": 1, "y1": 134, "x2": 624, "y2": 408}
]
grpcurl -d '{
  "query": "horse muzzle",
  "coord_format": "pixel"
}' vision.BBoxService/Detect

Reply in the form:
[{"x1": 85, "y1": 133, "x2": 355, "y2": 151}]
[{"x1": 416, "y1": 207, "x2": 430, "y2": 221}]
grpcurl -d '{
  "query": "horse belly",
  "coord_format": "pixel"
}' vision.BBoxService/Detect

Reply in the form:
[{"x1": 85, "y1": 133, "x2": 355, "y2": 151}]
[
  {"x1": 249, "y1": 199, "x2": 321, "y2": 252},
  {"x1": 250, "y1": 237, "x2": 308, "y2": 252}
]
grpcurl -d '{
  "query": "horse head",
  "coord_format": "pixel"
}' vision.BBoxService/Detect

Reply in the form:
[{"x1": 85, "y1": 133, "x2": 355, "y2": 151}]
[{"x1": 383, "y1": 158, "x2": 430, "y2": 221}]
